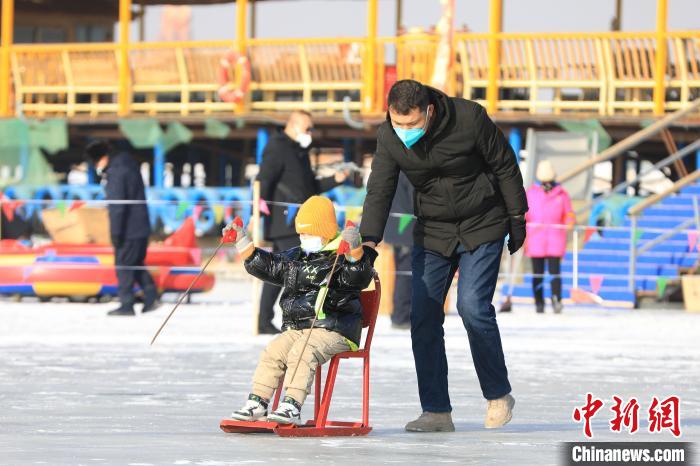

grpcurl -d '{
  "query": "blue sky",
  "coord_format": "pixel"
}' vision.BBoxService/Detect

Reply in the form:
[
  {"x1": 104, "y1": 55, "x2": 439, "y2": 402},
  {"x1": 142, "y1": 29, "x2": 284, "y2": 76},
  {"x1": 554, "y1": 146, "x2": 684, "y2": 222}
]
[{"x1": 138, "y1": 0, "x2": 699, "y2": 41}]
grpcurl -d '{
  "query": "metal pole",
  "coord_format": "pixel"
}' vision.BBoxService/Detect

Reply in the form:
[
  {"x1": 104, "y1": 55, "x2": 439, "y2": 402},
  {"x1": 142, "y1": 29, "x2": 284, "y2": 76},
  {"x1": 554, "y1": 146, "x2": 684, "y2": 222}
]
[
  {"x1": 251, "y1": 180, "x2": 262, "y2": 335},
  {"x1": 364, "y1": 0, "x2": 378, "y2": 113},
  {"x1": 628, "y1": 217, "x2": 637, "y2": 292},
  {"x1": 573, "y1": 227, "x2": 579, "y2": 289},
  {"x1": 395, "y1": 0, "x2": 403, "y2": 32},
  {"x1": 486, "y1": 0, "x2": 503, "y2": 114},
  {"x1": 0, "y1": 0, "x2": 15, "y2": 117},
  {"x1": 150, "y1": 241, "x2": 225, "y2": 345},
  {"x1": 236, "y1": 0, "x2": 248, "y2": 55},
  {"x1": 653, "y1": 0, "x2": 668, "y2": 116},
  {"x1": 153, "y1": 143, "x2": 165, "y2": 189},
  {"x1": 118, "y1": 0, "x2": 132, "y2": 116}
]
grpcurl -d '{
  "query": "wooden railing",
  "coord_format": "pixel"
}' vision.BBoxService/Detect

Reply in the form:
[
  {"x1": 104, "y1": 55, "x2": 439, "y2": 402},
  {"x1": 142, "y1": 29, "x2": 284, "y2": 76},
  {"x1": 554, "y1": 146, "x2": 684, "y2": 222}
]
[{"x1": 2, "y1": 30, "x2": 699, "y2": 118}]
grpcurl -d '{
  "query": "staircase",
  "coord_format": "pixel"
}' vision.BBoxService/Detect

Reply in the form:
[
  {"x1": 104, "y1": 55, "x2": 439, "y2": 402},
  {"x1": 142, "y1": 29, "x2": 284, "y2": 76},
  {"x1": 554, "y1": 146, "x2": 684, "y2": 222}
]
[{"x1": 507, "y1": 182, "x2": 700, "y2": 308}]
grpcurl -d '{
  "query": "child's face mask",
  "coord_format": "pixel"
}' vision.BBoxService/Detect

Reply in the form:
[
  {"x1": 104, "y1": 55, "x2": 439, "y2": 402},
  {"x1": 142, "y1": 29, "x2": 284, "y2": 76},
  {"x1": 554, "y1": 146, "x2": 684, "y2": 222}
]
[{"x1": 300, "y1": 234, "x2": 326, "y2": 253}]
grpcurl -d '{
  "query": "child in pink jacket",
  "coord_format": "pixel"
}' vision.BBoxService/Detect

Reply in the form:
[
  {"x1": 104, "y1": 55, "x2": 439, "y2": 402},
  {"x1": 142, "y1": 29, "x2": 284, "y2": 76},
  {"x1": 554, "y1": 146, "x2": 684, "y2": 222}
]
[{"x1": 525, "y1": 160, "x2": 575, "y2": 313}]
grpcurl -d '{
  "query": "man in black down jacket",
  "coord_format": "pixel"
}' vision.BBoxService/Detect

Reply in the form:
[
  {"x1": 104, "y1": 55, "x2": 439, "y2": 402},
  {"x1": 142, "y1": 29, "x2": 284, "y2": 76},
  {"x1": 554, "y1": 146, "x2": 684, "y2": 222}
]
[
  {"x1": 256, "y1": 110, "x2": 348, "y2": 333},
  {"x1": 360, "y1": 80, "x2": 528, "y2": 432},
  {"x1": 86, "y1": 141, "x2": 158, "y2": 316}
]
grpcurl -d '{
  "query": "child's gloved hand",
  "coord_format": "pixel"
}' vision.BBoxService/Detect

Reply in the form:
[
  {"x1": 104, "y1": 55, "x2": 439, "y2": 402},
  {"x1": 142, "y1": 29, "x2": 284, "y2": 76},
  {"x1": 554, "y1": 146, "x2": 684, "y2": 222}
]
[
  {"x1": 222, "y1": 216, "x2": 254, "y2": 258},
  {"x1": 340, "y1": 221, "x2": 363, "y2": 262}
]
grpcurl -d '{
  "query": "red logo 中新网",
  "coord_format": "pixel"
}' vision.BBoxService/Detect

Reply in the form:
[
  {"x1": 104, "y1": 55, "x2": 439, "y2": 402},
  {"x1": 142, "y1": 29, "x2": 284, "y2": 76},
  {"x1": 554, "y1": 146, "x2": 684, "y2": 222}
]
[{"x1": 573, "y1": 394, "x2": 681, "y2": 438}]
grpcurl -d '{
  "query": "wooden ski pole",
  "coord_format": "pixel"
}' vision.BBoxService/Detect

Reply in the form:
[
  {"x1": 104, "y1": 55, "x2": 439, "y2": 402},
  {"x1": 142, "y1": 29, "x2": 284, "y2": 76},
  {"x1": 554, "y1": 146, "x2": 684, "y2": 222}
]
[
  {"x1": 287, "y1": 249, "x2": 345, "y2": 386},
  {"x1": 150, "y1": 240, "x2": 224, "y2": 345}
]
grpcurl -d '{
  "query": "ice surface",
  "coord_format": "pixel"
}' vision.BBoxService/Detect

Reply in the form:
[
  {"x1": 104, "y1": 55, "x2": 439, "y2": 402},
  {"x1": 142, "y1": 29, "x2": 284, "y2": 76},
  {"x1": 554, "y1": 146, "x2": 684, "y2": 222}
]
[{"x1": 1, "y1": 279, "x2": 698, "y2": 465}]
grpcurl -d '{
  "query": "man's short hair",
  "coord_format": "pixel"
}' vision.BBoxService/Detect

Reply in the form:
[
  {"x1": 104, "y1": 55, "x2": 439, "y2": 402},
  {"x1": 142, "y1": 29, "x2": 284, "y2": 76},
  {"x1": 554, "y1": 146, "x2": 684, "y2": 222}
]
[
  {"x1": 84, "y1": 140, "x2": 113, "y2": 163},
  {"x1": 387, "y1": 80, "x2": 430, "y2": 115},
  {"x1": 290, "y1": 110, "x2": 312, "y2": 119}
]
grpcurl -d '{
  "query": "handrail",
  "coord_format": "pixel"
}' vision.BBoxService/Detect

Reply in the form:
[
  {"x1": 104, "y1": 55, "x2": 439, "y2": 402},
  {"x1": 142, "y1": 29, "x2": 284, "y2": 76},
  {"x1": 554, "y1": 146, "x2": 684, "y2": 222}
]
[
  {"x1": 557, "y1": 98, "x2": 700, "y2": 185},
  {"x1": 637, "y1": 217, "x2": 696, "y2": 255},
  {"x1": 628, "y1": 170, "x2": 700, "y2": 216},
  {"x1": 575, "y1": 138, "x2": 700, "y2": 216}
]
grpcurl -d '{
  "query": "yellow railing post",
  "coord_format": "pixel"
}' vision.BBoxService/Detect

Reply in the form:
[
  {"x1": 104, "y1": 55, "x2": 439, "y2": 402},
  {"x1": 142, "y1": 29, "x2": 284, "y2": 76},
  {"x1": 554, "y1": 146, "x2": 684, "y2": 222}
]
[
  {"x1": 235, "y1": 0, "x2": 248, "y2": 113},
  {"x1": 236, "y1": 0, "x2": 248, "y2": 55},
  {"x1": 653, "y1": 0, "x2": 668, "y2": 115},
  {"x1": 486, "y1": 0, "x2": 502, "y2": 114},
  {"x1": 363, "y1": 0, "x2": 378, "y2": 114},
  {"x1": 0, "y1": 0, "x2": 14, "y2": 117},
  {"x1": 118, "y1": 0, "x2": 132, "y2": 116}
]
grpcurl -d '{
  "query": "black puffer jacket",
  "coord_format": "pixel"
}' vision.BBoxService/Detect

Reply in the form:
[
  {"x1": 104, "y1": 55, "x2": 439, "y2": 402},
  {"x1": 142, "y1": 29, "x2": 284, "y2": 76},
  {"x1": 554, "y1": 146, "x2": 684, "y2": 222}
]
[
  {"x1": 104, "y1": 152, "x2": 151, "y2": 240},
  {"x1": 257, "y1": 131, "x2": 339, "y2": 241},
  {"x1": 244, "y1": 244, "x2": 377, "y2": 345},
  {"x1": 360, "y1": 87, "x2": 528, "y2": 257}
]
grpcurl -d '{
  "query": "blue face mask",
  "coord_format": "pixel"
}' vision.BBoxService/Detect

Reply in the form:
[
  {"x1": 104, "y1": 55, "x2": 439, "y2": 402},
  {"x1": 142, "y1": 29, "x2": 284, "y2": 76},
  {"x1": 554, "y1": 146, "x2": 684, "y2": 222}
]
[{"x1": 393, "y1": 109, "x2": 429, "y2": 148}]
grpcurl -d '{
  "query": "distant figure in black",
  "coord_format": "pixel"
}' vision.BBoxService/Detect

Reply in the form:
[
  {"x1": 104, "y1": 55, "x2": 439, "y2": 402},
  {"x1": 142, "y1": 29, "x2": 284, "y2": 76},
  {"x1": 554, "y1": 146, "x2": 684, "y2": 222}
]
[{"x1": 85, "y1": 140, "x2": 159, "y2": 316}]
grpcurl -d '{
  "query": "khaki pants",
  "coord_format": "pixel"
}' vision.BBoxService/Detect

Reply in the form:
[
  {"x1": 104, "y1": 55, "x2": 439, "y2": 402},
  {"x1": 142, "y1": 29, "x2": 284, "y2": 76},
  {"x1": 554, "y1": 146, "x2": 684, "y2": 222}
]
[{"x1": 251, "y1": 328, "x2": 351, "y2": 405}]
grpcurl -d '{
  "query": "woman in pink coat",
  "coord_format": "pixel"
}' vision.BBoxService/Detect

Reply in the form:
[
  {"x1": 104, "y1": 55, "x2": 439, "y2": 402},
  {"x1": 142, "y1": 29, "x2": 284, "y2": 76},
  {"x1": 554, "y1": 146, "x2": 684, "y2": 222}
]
[{"x1": 525, "y1": 160, "x2": 575, "y2": 313}]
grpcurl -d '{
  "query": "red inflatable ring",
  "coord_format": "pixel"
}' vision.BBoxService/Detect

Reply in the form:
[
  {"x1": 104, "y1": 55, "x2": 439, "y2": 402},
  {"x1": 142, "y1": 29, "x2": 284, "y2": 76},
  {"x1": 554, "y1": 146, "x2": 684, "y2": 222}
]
[{"x1": 217, "y1": 50, "x2": 251, "y2": 103}]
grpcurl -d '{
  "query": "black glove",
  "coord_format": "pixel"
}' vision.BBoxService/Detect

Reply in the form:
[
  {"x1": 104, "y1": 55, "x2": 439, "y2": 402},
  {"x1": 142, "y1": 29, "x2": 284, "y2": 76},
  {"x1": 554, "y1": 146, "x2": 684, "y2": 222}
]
[
  {"x1": 507, "y1": 215, "x2": 526, "y2": 255},
  {"x1": 111, "y1": 235, "x2": 124, "y2": 249}
]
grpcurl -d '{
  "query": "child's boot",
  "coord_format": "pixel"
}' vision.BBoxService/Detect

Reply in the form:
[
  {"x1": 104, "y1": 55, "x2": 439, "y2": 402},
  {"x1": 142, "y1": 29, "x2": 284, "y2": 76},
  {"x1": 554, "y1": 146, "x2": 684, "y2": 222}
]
[
  {"x1": 267, "y1": 396, "x2": 303, "y2": 425},
  {"x1": 231, "y1": 394, "x2": 268, "y2": 421}
]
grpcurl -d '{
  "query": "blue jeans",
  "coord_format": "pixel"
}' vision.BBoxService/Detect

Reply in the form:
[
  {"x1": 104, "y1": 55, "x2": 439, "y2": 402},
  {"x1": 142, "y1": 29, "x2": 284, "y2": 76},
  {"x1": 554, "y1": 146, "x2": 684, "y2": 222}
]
[{"x1": 410, "y1": 240, "x2": 511, "y2": 412}]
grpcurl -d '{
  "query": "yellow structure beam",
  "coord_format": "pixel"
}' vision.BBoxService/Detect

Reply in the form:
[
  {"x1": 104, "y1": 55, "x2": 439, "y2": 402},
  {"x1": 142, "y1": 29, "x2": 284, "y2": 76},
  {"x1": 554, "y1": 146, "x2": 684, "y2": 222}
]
[
  {"x1": 236, "y1": 0, "x2": 248, "y2": 54},
  {"x1": 364, "y1": 0, "x2": 378, "y2": 113},
  {"x1": 0, "y1": 0, "x2": 14, "y2": 117},
  {"x1": 653, "y1": 0, "x2": 668, "y2": 115},
  {"x1": 118, "y1": 0, "x2": 132, "y2": 116},
  {"x1": 486, "y1": 0, "x2": 502, "y2": 114}
]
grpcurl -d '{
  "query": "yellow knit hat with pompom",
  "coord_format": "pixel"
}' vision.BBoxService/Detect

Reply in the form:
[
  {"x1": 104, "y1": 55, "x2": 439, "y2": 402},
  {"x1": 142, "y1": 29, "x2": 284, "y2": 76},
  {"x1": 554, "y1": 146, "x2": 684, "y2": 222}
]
[{"x1": 294, "y1": 196, "x2": 339, "y2": 240}]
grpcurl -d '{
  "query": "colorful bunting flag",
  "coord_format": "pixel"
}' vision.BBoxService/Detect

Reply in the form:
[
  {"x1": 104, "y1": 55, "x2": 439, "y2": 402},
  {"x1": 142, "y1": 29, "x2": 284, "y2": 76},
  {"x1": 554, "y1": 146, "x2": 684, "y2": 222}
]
[
  {"x1": 1, "y1": 197, "x2": 20, "y2": 222},
  {"x1": 193, "y1": 204, "x2": 204, "y2": 221},
  {"x1": 398, "y1": 214, "x2": 414, "y2": 235},
  {"x1": 632, "y1": 229, "x2": 644, "y2": 246},
  {"x1": 259, "y1": 199, "x2": 270, "y2": 216},
  {"x1": 286, "y1": 205, "x2": 299, "y2": 225},
  {"x1": 687, "y1": 230, "x2": 699, "y2": 252},
  {"x1": 583, "y1": 226, "x2": 596, "y2": 244},
  {"x1": 657, "y1": 277, "x2": 668, "y2": 298},
  {"x1": 213, "y1": 205, "x2": 225, "y2": 224},
  {"x1": 176, "y1": 200, "x2": 189, "y2": 220},
  {"x1": 56, "y1": 200, "x2": 67, "y2": 217},
  {"x1": 589, "y1": 275, "x2": 604, "y2": 295},
  {"x1": 1, "y1": 203, "x2": 14, "y2": 222},
  {"x1": 69, "y1": 200, "x2": 86, "y2": 212}
]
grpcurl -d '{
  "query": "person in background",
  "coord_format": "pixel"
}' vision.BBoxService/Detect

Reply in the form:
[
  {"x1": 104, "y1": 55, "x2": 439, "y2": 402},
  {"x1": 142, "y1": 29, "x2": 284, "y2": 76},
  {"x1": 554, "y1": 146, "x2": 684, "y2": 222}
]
[
  {"x1": 255, "y1": 110, "x2": 348, "y2": 334},
  {"x1": 85, "y1": 140, "x2": 160, "y2": 316},
  {"x1": 382, "y1": 171, "x2": 414, "y2": 329},
  {"x1": 525, "y1": 160, "x2": 575, "y2": 314}
]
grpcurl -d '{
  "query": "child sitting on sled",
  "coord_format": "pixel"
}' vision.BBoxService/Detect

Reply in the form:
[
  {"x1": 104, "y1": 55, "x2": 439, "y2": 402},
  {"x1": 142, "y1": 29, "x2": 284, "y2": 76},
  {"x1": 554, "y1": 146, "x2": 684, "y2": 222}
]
[{"x1": 223, "y1": 196, "x2": 377, "y2": 425}]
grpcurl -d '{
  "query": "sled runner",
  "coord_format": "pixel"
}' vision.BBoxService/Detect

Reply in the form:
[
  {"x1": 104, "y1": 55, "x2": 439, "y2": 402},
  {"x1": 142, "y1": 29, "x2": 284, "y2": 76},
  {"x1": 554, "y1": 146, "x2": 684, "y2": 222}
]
[{"x1": 220, "y1": 274, "x2": 380, "y2": 437}]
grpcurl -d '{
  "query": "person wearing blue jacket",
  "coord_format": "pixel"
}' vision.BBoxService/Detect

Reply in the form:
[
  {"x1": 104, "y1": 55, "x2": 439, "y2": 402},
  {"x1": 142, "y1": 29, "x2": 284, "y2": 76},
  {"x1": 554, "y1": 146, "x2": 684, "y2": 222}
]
[{"x1": 86, "y1": 140, "x2": 159, "y2": 316}]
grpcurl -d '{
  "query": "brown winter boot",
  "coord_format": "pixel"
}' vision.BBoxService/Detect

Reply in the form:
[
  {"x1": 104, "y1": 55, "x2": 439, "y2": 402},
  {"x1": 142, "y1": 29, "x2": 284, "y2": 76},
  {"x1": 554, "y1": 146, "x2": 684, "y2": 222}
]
[
  {"x1": 405, "y1": 412, "x2": 455, "y2": 432},
  {"x1": 485, "y1": 393, "x2": 515, "y2": 429}
]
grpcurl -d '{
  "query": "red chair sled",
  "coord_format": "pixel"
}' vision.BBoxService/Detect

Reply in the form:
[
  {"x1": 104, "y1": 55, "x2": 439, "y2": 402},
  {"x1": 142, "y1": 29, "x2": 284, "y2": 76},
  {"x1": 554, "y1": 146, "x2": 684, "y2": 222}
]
[{"x1": 220, "y1": 274, "x2": 381, "y2": 437}]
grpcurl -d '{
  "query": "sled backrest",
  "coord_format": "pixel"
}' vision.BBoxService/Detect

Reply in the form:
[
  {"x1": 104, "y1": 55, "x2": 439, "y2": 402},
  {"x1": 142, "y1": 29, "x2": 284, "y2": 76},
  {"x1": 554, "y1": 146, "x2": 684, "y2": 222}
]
[{"x1": 358, "y1": 273, "x2": 381, "y2": 352}]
